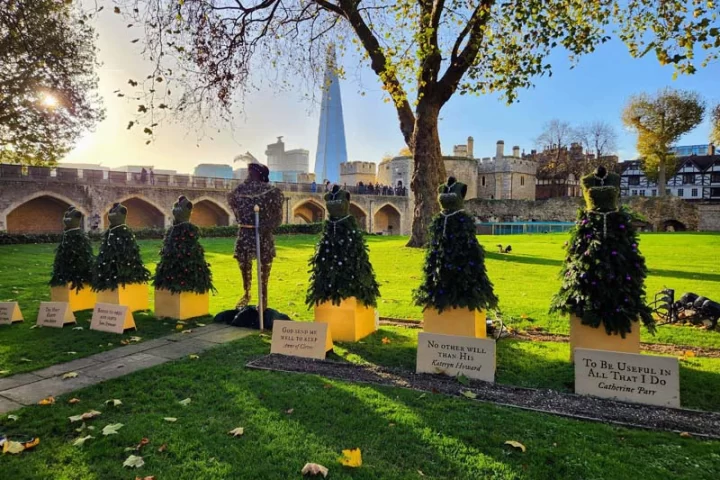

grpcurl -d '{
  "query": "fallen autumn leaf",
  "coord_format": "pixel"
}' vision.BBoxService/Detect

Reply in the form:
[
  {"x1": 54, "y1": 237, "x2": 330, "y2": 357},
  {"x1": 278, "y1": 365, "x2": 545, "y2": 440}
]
[
  {"x1": 339, "y1": 448, "x2": 362, "y2": 467},
  {"x1": 301, "y1": 463, "x2": 329, "y2": 477},
  {"x1": 504, "y1": 440, "x2": 527, "y2": 452},
  {"x1": 228, "y1": 427, "x2": 245, "y2": 437},
  {"x1": 123, "y1": 455, "x2": 145, "y2": 468}
]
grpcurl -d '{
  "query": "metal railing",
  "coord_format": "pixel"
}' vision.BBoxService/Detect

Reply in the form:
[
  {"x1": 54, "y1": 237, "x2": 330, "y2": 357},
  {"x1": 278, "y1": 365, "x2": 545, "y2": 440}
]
[{"x1": 0, "y1": 164, "x2": 409, "y2": 197}]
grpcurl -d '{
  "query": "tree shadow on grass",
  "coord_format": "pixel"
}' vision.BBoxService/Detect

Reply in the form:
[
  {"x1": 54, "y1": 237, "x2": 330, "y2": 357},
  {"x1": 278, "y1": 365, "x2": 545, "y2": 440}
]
[{"x1": 485, "y1": 252, "x2": 563, "y2": 268}]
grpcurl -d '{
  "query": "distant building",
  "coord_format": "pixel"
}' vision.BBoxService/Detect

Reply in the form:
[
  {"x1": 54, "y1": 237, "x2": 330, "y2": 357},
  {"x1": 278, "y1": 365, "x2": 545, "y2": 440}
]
[
  {"x1": 297, "y1": 172, "x2": 316, "y2": 184},
  {"x1": 265, "y1": 137, "x2": 309, "y2": 183},
  {"x1": 377, "y1": 137, "x2": 536, "y2": 201},
  {"x1": 671, "y1": 144, "x2": 711, "y2": 157},
  {"x1": 340, "y1": 161, "x2": 376, "y2": 186},
  {"x1": 314, "y1": 47, "x2": 348, "y2": 183},
  {"x1": 193, "y1": 164, "x2": 233, "y2": 179},
  {"x1": 476, "y1": 141, "x2": 536, "y2": 201},
  {"x1": 620, "y1": 152, "x2": 720, "y2": 201}
]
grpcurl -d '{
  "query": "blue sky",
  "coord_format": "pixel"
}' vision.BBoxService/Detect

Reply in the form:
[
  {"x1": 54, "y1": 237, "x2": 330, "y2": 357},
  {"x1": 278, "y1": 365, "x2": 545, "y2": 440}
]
[{"x1": 64, "y1": 11, "x2": 720, "y2": 173}]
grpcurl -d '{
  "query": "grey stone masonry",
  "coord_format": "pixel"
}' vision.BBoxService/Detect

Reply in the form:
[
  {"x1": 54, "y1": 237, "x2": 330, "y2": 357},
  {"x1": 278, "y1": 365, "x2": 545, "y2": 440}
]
[{"x1": 0, "y1": 324, "x2": 253, "y2": 414}]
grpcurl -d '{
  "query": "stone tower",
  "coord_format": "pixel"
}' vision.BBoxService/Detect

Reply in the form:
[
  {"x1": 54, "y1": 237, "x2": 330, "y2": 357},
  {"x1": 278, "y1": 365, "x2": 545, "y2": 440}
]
[{"x1": 314, "y1": 46, "x2": 348, "y2": 184}]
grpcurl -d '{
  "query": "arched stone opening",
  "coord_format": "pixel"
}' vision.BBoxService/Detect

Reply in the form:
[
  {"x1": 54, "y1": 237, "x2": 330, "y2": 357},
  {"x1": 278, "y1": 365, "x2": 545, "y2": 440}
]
[
  {"x1": 192, "y1": 199, "x2": 230, "y2": 227},
  {"x1": 106, "y1": 197, "x2": 165, "y2": 229},
  {"x1": 373, "y1": 204, "x2": 401, "y2": 235},
  {"x1": 663, "y1": 219, "x2": 687, "y2": 232},
  {"x1": 293, "y1": 200, "x2": 325, "y2": 224},
  {"x1": 349, "y1": 203, "x2": 367, "y2": 231},
  {"x1": 6, "y1": 195, "x2": 73, "y2": 233}
]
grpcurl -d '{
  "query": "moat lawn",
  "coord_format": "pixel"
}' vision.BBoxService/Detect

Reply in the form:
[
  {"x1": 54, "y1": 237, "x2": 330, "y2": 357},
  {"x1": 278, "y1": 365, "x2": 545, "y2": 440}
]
[{"x1": 1, "y1": 232, "x2": 719, "y2": 376}]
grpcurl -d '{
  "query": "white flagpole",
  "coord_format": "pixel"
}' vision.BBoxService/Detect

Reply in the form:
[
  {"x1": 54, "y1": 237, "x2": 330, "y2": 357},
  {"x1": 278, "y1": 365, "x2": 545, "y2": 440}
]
[{"x1": 254, "y1": 205, "x2": 264, "y2": 331}]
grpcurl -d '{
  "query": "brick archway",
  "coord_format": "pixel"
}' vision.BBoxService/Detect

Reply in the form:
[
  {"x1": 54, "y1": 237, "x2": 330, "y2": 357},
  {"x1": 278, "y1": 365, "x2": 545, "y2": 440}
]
[
  {"x1": 191, "y1": 197, "x2": 231, "y2": 226},
  {"x1": 3, "y1": 192, "x2": 89, "y2": 233},
  {"x1": 349, "y1": 203, "x2": 368, "y2": 231},
  {"x1": 292, "y1": 199, "x2": 325, "y2": 224},
  {"x1": 105, "y1": 196, "x2": 167, "y2": 229},
  {"x1": 373, "y1": 203, "x2": 402, "y2": 235}
]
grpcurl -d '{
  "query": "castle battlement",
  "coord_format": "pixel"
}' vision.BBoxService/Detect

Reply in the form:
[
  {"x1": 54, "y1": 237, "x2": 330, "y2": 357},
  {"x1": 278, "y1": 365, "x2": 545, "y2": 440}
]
[{"x1": 341, "y1": 161, "x2": 377, "y2": 175}]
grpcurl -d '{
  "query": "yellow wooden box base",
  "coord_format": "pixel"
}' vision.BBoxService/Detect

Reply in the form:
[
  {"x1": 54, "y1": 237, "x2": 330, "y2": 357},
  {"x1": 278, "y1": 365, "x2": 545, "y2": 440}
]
[
  {"x1": 154, "y1": 289, "x2": 210, "y2": 320},
  {"x1": 314, "y1": 297, "x2": 377, "y2": 343},
  {"x1": 569, "y1": 314, "x2": 640, "y2": 360},
  {"x1": 96, "y1": 283, "x2": 149, "y2": 312},
  {"x1": 51, "y1": 285, "x2": 96, "y2": 312},
  {"x1": 423, "y1": 308, "x2": 487, "y2": 338}
]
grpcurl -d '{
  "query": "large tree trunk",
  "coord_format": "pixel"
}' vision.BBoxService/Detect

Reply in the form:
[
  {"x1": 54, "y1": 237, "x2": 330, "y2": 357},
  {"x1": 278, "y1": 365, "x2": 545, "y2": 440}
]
[
  {"x1": 657, "y1": 160, "x2": 667, "y2": 197},
  {"x1": 407, "y1": 103, "x2": 446, "y2": 248}
]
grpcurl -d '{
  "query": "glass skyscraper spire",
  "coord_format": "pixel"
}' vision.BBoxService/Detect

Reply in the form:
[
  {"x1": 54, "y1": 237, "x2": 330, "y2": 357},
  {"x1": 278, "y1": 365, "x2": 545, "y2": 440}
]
[{"x1": 314, "y1": 47, "x2": 347, "y2": 184}]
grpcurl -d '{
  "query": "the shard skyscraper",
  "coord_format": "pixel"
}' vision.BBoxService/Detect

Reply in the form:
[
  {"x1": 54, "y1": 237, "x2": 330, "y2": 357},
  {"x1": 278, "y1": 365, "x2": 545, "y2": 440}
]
[{"x1": 314, "y1": 47, "x2": 347, "y2": 184}]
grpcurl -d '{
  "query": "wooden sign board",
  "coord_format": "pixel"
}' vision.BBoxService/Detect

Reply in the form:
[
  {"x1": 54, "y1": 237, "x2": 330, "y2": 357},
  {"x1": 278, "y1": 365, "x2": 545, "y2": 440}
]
[
  {"x1": 0, "y1": 302, "x2": 23, "y2": 325},
  {"x1": 36, "y1": 302, "x2": 76, "y2": 328},
  {"x1": 270, "y1": 321, "x2": 330, "y2": 360},
  {"x1": 417, "y1": 332, "x2": 496, "y2": 383},
  {"x1": 574, "y1": 348, "x2": 680, "y2": 408},
  {"x1": 90, "y1": 303, "x2": 136, "y2": 334}
]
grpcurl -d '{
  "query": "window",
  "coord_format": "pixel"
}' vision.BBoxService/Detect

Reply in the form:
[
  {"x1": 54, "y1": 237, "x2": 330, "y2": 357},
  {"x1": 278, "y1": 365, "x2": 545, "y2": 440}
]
[
  {"x1": 631, "y1": 189, "x2": 638, "y2": 196},
  {"x1": 481, "y1": 176, "x2": 486, "y2": 187},
  {"x1": 683, "y1": 173, "x2": 695, "y2": 185},
  {"x1": 712, "y1": 188, "x2": 720, "y2": 197},
  {"x1": 692, "y1": 188, "x2": 698, "y2": 197},
  {"x1": 628, "y1": 176, "x2": 641, "y2": 186},
  {"x1": 651, "y1": 189, "x2": 657, "y2": 196},
  {"x1": 520, "y1": 176, "x2": 525, "y2": 186},
  {"x1": 639, "y1": 190, "x2": 646, "y2": 196},
  {"x1": 712, "y1": 173, "x2": 720, "y2": 183},
  {"x1": 678, "y1": 188, "x2": 684, "y2": 197}
]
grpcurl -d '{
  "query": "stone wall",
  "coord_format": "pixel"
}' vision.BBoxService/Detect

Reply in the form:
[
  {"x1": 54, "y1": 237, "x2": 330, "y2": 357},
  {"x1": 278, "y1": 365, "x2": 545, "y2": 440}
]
[
  {"x1": 466, "y1": 196, "x2": 708, "y2": 231},
  {"x1": 697, "y1": 204, "x2": 720, "y2": 231}
]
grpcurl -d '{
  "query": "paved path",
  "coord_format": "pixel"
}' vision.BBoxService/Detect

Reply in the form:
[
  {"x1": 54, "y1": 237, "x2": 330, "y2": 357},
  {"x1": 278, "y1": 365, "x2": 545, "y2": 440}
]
[{"x1": 0, "y1": 324, "x2": 253, "y2": 414}]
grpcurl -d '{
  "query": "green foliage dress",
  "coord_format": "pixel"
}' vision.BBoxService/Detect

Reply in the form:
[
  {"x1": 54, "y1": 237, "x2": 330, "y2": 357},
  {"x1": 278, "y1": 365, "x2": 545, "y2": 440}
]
[
  {"x1": 153, "y1": 196, "x2": 215, "y2": 294},
  {"x1": 306, "y1": 187, "x2": 380, "y2": 308},
  {"x1": 550, "y1": 168, "x2": 655, "y2": 336},
  {"x1": 414, "y1": 178, "x2": 498, "y2": 313},
  {"x1": 91, "y1": 203, "x2": 151, "y2": 292},
  {"x1": 49, "y1": 206, "x2": 94, "y2": 291}
]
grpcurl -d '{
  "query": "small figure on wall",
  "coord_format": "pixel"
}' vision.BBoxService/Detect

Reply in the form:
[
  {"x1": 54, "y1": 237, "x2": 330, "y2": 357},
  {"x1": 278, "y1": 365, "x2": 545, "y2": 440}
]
[
  {"x1": 551, "y1": 166, "x2": 655, "y2": 355},
  {"x1": 153, "y1": 196, "x2": 215, "y2": 319},
  {"x1": 228, "y1": 163, "x2": 283, "y2": 311},
  {"x1": 91, "y1": 202, "x2": 151, "y2": 311},
  {"x1": 49, "y1": 206, "x2": 96, "y2": 311},
  {"x1": 414, "y1": 176, "x2": 498, "y2": 337}
]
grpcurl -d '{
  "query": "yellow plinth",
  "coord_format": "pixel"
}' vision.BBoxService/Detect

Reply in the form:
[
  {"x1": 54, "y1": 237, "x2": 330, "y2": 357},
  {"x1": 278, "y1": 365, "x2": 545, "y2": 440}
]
[
  {"x1": 51, "y1": 284, "x2": 96, "y2": 312},
  {"x1": 154, "y1": 289, "x2": 210, "y2": 320},
  {"x1": 423, "y1": 308, "x2": 487, "y2": 338},
  {"x1": 314, "y1": 297, "x2": 377, "y2": 342},
  {"x1": 569, "y1": 314, "x2": 640, "y2": 360},
  {"x1": 96, "y1": 283, "x2": 149, "y2": 312}
]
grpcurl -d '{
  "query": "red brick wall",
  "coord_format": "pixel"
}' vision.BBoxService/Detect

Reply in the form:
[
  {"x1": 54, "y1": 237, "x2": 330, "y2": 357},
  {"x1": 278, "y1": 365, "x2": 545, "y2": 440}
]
[{"x1": 7, "y1": 196, "x2": 69, "y2": 233}]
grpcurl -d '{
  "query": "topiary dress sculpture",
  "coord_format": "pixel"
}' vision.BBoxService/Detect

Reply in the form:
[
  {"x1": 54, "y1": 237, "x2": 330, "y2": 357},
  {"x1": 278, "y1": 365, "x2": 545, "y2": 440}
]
[
  {"x1": 153, "y1": 196, "x2": 215, "y2": 319},
  {"x1": 49, "y1": 206, "x2": 96, "y2": 311},
  {"x1": 307, "y1": 185, "x2": 380, "y2": 342},
  {"x1": 414, "y1": 177, "x2": 498, "y2": 338},
  {"x1": 92, "y1": 202, "x2": 151, "y2": 311},
  {"x1": 551, "y1": 166, "x2": 655, "y2": 356}
]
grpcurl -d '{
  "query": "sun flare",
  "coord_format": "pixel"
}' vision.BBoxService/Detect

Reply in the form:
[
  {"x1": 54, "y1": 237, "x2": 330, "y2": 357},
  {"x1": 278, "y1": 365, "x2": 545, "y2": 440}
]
[{"x1": 41, "y1": 93, "x2": 59, "y2": 108}]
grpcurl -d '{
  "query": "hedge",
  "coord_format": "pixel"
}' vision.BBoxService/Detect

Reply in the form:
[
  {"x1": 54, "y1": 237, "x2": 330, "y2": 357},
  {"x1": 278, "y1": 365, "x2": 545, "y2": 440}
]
[{"x1": 0, "y1": 223, "x2": 323, "y2": 245}]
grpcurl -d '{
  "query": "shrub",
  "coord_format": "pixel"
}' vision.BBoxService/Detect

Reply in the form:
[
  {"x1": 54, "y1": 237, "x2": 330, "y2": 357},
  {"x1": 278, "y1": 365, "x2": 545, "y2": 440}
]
[{"x1": 0, "y1": 223, "x2": 323, "y2": 245}]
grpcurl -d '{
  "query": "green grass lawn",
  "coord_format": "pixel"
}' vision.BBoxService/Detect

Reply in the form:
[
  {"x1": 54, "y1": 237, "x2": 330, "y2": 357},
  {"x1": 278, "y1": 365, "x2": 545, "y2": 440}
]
[
  {"x1": 331, "y1": 326, "x2": 720, "y2": 412},
  {"x1": 1, "y1": 233, "x2": 720, "y2": 375},
  {"x1": 2, "y1": 335, "x2": 719, "y2": 480}
]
